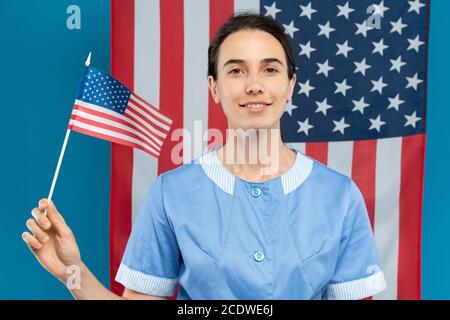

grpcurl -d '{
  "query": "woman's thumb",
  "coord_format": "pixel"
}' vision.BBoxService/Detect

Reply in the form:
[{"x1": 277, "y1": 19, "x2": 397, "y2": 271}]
[{"x1": 38, "y1": 199, "x2": 71, "y2": 236}]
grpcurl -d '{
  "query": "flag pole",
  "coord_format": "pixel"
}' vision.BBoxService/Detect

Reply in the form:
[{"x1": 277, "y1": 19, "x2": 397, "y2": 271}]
[{"x1": 44, "y1": 52, "x2": 91, "y2": 216}]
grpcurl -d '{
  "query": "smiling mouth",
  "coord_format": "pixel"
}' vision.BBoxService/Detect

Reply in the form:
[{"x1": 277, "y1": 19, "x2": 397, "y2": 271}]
[{"x1": 239, "y1": 103, "x2": 273, "y2": 110}]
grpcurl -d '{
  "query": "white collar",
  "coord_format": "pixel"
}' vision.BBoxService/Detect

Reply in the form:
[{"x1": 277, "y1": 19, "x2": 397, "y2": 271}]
[{"x1": 196, "y1": 147, "x2": 313, "y2": 195}]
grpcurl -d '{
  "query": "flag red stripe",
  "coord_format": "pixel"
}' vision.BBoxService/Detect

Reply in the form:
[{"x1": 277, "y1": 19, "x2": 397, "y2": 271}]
[
  {"x1": 351, "y1": 140, "x2": 377, "y2": 230},
  {"x1": 70, "y1": 114, "x2": 160, "y2": 154},
  {"x1": 70, "y1": 124, "x2": 159, "y2": 158},
  {"x1": 126, "y1": 103, "x2": 167, "y2": 141},
  {"x1": 110, "y1": 0, "x2": 134, "y2": 296},
  {"x1": 207, "y1": 0, "x2": 233, "y2": 148},
  {"x1": 397, "y1": 133, "x2": 425, "y2": 299},
  {"x1": 127, "y1": 98, "x2": 170, "y2": 132},
  {"x1": 158, "y1": 0, "x2": 184, "y2": 175},
  {"x1": 123, "y1": 109, "x2": 164, "y2": 144},
  {"x1": 351, "y1": 139, "x2": 377, "y2": 302},
  {"x1": 129, "y1": 94, "x2": 172, "y2": 126},
  {"x1": 305, "y1": 142, "x2": 329, "y2": 165},
  {"x1": 73, "y1": 104, "x2": 163, "y2": 150}
]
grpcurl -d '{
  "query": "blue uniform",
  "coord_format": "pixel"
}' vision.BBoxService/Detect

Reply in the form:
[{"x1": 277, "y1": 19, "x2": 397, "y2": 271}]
[{"x1": 115, "y1": 146, "x2": 387, "y2": 299}]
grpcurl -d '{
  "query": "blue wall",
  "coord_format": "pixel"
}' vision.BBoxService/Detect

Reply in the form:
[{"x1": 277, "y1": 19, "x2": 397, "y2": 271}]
[
  {"x1": 422, "y1": 0, "x2": 450, "y2": 300},
  {"x1": 0, "y1": 1, "x2": 110, "y2": 299},
  {"x1": 0, "y1": 0, "x2": 449, "y2": 299}
]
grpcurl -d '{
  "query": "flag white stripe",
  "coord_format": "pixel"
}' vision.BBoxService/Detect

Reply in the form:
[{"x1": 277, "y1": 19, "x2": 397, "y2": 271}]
[
  {"x1": 130, "y1": 93, "x2": 172, "y2": 125},
  {"x1": 74, "y1": 99, "x2": 164, "y2": 146},
  {"x1": 373, "y1": 137, "x2": 402, "y2": 300},
  {"x1": 327, "y1": 141, "x2": 353, "y2": 178},
  {"x1": 286, "y1": 142, "x2": 306, "y2": 154},
  {"x1": 71, "y1": 108, "x2": 162, "y2": 152},
  {"x1": 124, "y1": 104, "x2": 165, "y2": 144},
  {"x1": 132, "y1": 0, "x2": 161, "y2": 225},
  {"x1": 183, "y1": 0, "x2": 210, "y2": 163},
  {"x1": 69, "y1": 119, "x2": 159, "y2": 156},
  {"x1": 234, "y1": 0, "x2": 260, "y2": 14},
  {"x1": 127, "y1": 100, "x2": 169, "y2": 137}
]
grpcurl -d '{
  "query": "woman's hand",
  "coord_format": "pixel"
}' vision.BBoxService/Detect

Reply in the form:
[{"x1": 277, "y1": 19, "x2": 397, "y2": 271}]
[{"x1": 22, "y1": 199, "x2": 82, "y2": 283}]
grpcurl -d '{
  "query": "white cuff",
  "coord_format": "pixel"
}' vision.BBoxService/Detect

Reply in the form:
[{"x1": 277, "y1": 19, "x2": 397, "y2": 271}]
[
  {"x1": 324, "y1": 271, "x2": 387, "y2": 300},
  {"x1": 115, "y1": 263, "x2": 178, "y2": 297}
]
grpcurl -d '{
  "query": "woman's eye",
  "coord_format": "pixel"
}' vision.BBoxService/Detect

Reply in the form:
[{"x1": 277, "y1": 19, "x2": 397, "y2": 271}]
[
  {"x1": 229, "y1": 69, "x2": 242, "y2": 75},
  {"x1": 266, "y1": 68, "x2": 278, "y2": 74}
]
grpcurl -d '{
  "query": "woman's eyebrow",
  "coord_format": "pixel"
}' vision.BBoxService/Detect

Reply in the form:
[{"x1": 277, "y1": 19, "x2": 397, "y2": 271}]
[
  {"x1": 222, "y1": 58, "x2": 284, "y2": 69},
  {"x1": 261, "y1": 58, "x2": 284, "y2": 66}
]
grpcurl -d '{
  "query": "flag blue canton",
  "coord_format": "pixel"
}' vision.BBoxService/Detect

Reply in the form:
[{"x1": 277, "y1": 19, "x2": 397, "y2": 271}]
[
  {"x1": 262, "y1": 0, "x2": 428, "y2": 142},
  {"x1": 76, "y1": 67, "x2": 131, "y2": 114}
]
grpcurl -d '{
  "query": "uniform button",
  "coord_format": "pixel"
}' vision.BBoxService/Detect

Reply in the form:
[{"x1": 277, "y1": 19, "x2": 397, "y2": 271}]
[
  {"x1": 254, "y1": 251, "x2": 265, "y2": 262},
  {"x1": 251, "y1": 187, "x2": 262, "y2": 198}
]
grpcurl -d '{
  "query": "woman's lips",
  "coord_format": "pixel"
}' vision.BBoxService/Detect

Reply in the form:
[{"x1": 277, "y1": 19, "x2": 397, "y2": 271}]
[{"x1": 239, "y1": 103, "x2": 272, "y2": 113}]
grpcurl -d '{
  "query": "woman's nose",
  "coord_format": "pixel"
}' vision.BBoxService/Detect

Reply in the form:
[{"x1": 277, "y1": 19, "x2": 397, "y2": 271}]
[{"x1": 245, "y1": 75, "x2": 264, "y2": 94}]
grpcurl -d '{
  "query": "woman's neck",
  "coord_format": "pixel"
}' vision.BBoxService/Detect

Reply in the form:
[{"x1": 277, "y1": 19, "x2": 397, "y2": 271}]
[{"x1": 217, "y1": 128, "x2": 296, "y2": 182}]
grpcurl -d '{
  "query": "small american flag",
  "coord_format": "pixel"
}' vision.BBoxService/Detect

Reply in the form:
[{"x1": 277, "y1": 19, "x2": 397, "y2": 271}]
[{"x1": 69, "y1": 66, "x2": 173, "y2": 158}]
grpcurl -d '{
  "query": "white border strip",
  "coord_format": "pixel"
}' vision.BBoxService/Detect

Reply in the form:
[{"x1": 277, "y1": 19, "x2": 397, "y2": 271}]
[
  {"x1": 324, "y1": 271, "x2": 387, "y2": 300},
  {"x1": 115, "y1": 263, "x2": 178, "y2": 297}
]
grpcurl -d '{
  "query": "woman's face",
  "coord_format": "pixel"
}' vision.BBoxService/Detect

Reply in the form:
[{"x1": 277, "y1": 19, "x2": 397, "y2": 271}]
[{"x1": 208, "y1": 29, "x2": 296, "y2": 131}]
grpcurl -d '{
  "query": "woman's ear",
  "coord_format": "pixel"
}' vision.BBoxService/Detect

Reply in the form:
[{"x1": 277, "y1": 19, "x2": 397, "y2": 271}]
[
  {"x1": 287, "y1": 73, "x2": 297, "y2": 102},
  {"x1": 208, "y1": 75, "x2": 220, "y2": 104}
]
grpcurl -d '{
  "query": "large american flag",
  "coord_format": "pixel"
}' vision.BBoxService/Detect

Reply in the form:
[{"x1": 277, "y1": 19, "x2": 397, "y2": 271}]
[
  {"x1": 109, "y1": 0, "x2": 429, "y2": 300},
  {"x1": 69, "y1": 66, "x2": 173, "y2": 158}
]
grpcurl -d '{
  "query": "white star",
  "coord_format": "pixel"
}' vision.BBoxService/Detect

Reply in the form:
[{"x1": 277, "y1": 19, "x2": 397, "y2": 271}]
[
  {"x1": 355, "y1": 21, "x2": 373, "y2": 38},
  {"x1": 408, "y1": 0, "x2": 425, "y2": 14},
  {"x1": 354, "y1": 58, "x2": 371, "y2": 76},
  {"x1": 333, "y1": 117, "x2": 351, "y2": 135},
  {"x1": 390, "y1": 17, "x2": 407, "y2": 35},
  {"x1": 297, "y1": 118, "x2": 314, "y2": 136},
  {"x1": 387, "y1": 94, "x2": 405, "y2": 111},
  {"x1": 407, "y1": 35, "x2": 425, "y2": 52},
  {"x1": 336, "y1": 40, "x2": 354, "y2": 58},
  {"x1": 298, "y1": 79, "x2": 315, "y2": 97},
  {"x1": 337, "y1": 1, "x2": 354, "y2": 19},
  {"x1": 371, "y1": 76, "x2": 388, "y2": 94},
  {"x1": 334, "y1": 79, "x2": 352, "y2": 96},
  {"x1": 284, "y1": 101, "x2": 298, "y2": 116},
  {"x1": 315, "y1": 98, "x2": 333, "y2": 116},
  {"x1": 372, "y1": 0, "x2": 390, "y2": 18},
  {"x1": 369, "y1": 115, "x2": 386, "y2": 132},
  {"x1": 352, "y1": 97, "x2": 370, "y2": 114},
  {"x1": 264, "y1": 2, "x2": 282, "y2": 19},
  {"x1": 316, "y1": 59, "x2": 334, "y2": 77},
  {"x1": 299, "y1": 2, "x2": 317, "y2": 20},
  {"x1": 390, "y1": 55, "x2": 407, "y2": 73},
  {"x1": 318, "y1": 21, "x2": 335, "y2": 39},
  {"x1": 372, "y1": 38, "x2": 389, "y2": 56},
  {"x1": 283, "y1": 21, "x2": 299, "y2": 38},
  {"x1": 404, "y1": 111, "x2": 421, "y2": 128},
  {"x1": 299, "y1": 41, "x2": 316, "y2": 59},
  {"x1": 406, "y1": 73, "x2": 423, "y2": 90}
]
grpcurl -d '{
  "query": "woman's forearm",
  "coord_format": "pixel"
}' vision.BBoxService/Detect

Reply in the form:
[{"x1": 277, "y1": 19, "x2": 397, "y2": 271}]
[{"x1": 64, "y1": 261, "x2": 125, "y2": 300}]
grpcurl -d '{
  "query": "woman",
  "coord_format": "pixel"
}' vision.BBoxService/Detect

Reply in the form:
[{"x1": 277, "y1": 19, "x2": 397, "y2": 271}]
[{"x1": 22, "y1": 13, "x2": 387, "y2": 300}]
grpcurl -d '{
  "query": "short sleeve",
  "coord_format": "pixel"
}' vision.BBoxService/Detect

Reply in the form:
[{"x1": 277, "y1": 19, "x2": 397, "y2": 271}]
[
  {"x1": 323, "y1": 179, "x2": 387, "y2": 300},
  {"x1": 115, "y1": 173, "x2": 181, "y2": 296}
]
